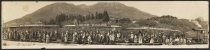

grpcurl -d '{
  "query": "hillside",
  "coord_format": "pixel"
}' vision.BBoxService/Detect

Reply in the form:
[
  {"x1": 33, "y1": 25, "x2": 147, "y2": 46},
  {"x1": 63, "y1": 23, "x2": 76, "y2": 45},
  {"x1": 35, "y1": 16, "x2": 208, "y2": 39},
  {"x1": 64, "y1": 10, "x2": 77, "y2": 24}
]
[
  {"x1": 4, "y1": 2, "x2": 156, "y2": 27},
  {"x1": 135, "y1": 15, "x2": 208, "y2": 32}
]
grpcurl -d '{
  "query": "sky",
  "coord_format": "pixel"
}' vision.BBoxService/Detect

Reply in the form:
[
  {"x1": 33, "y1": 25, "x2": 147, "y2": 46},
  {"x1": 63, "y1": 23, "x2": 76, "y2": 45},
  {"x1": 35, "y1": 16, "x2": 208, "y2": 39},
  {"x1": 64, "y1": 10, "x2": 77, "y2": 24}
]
[{"x1": 2, "y1": 1, "x2": 209, "y2": 23}]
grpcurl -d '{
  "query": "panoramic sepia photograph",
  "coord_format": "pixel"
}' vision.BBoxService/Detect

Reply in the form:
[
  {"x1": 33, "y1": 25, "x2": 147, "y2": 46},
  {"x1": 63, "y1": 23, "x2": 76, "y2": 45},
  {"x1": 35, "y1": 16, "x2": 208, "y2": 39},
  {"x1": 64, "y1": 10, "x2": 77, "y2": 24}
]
[{"x1": 2, "y1": 1, "x2": 209, "y2": 49}]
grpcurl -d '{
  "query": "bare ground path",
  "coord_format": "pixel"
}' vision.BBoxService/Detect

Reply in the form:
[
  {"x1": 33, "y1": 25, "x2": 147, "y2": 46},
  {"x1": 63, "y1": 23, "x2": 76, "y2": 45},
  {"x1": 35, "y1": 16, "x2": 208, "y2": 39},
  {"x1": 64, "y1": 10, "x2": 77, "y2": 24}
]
[{"x1": 2, "y1": 40, "x2": 208, "y2": 49}]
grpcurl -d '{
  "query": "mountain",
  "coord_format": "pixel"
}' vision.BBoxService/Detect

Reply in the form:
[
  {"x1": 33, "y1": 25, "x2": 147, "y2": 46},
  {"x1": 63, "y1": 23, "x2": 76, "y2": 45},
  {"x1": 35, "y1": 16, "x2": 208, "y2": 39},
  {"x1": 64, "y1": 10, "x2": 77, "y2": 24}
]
[{"x1": 4, "y1": 2, "x2": 156, "y2": 27}]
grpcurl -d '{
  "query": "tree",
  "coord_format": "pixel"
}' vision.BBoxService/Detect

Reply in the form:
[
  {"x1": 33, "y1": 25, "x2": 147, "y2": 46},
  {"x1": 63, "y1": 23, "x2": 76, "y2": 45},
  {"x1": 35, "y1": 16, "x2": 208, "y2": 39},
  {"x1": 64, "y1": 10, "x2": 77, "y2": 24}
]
[
  {"x1": 136, "y1": 19, "x2": 159, "y2": 27},
  {"x1": 119, "y1": 18, "x2": 131, "y2": 24},
  {"x1": 160, "y1": 15, "x2": 178, "y2": 19},
  {"x1": 195, "y1": 17, "x2": 204, "y2": 22},
  {"x1": 55, "y1": 14, "x2": 68, "y2": 27},
  {"x1": 95, "y1": 12, "x2": 99, "y2": 19},
  {"x1": 103, "y1": 11, "x2": 110, "y2": 22}
]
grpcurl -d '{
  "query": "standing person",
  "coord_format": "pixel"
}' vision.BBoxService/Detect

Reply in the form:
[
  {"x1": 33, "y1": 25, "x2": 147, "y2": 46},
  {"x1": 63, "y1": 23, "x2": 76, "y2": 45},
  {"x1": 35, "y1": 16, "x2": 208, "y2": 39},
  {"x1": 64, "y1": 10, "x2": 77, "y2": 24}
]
[
  {"x1": 106, "y1": 32, "x2": 110, "y2": 44},
  {"x1": 162, "y1": 34, "x2": 167, "y2": 45},
  {"x1": 87, "y1": 34, "x2": 92, "y2": 44},
  {"x1": 134, "y1": 34, "x2": 138, "y2": 43},
  {"x1": 19, "y1": 31, "x2": 23, "y2": 41},
  {"x1": 72, "y1": 32, "x2": 77, "y2": 44},
  {"x1": 169, "y1": 37, "x2": 173, "y2": 45},
  {"x1": 53, "y1": 30, "x2": 58, "y2": 41},
  {"x1": 49, "y1": 31, "x2": 53, "y2": 42},
  {"x1": 183, "y1": 38, "x2": 187, "y2": 45},
  {"x1": 60, "y1": 31, "x2": 64, "y2": 43},
  {"x1": 10, "y1": 30, "x2": 14, "y2": 40},
  {"x1": 116, "y1": 32, "x2": 121, "y2": 42},
  {"x1": 42, "y1": 31, "x2": 46, "y2": 43},
  {"x1": 179, "y1": 37, "x2": 184, "y2": 44},
  {"x1": 25, "y1": 30, "x2": 29, "y2": 41},
  {"x1": 82, "y1": 32, "x2": 86, "y2": 44},
  {"x1": 98, "y1": 33, "x2": 102, "y2": 44},
  {"x1": 138, "y1": 34, "x2": 143, "y2": 44},
  {"x1": 22, "y1": 30, "x2": 26, "y2": 41},
  {"x1": 38, "y1": 31, "x2": 42, "y2": 42},
  {"x1": 8, "y1": 30, "x2": 11, "y2": 40},
  {"x1": 103, "y1": 32, "x2": 107, "y2": 44},
  {"x1": 34, "y1": 31, "x2": 38, "y2": 41},
  {"x1": 143, "y1": 34, "x2": 149, "y2": 43},
  {"x1": 130, "y1": 32, "x2": 134, "y2": 43},
  {"x1": 13, "y1": 30, "x2": 16, "y2": 40},
  {"x1": 46, "y1": 33, "x2": 50, "y2": 43},
  {"x1": 21, "y1": 30, "x2": 25, "y2": 41},
  {"x1": 17, "y1": 30, "x2": 20, "y2": 41},
  {"x1": 165, "y1": 38, "x2": 170, "y2": 45},
  {"x1": 4, "y1": 30, "x2": 8, "y2": 40},
  {"x1": 100, "y1": 33, "x2": 105, "y2": 44},
  {"x1": 77, "y1": 32, "x2": 82, "y2": 44},
  {"x1": 2, "y1": 30, "x2": 6, "y2": 40},
  {"x1": 11, "y1": 30, "x2": 14, "y2": 40},
  {"x1": 109, "y1": 33, "x2": 115, "y2": 44},
  {"x1": 64, "y1": 31, "x2": 69, "y2": 43},
  {"x1": 150, "y1": 35, "x2": 154, "y2": 43},
  {"x1": 29, "y1": 30, "x2": 33, "y2": 41},
  {"x1": 92, "y1": 32, "x2": 96, "y2": 44}
]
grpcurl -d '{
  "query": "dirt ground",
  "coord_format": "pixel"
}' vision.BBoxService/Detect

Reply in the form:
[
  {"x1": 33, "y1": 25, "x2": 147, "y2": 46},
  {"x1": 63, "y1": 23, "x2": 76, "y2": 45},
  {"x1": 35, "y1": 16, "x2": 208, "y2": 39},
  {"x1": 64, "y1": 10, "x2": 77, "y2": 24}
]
[{"x1": 2, "y1": 40, "x2": 209, "y2": 49}]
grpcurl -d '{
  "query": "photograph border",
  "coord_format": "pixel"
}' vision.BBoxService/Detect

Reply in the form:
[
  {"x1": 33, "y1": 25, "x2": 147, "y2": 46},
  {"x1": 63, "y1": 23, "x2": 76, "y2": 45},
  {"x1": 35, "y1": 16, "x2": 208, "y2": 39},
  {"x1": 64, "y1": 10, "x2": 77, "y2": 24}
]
[{"x1": 1, "y1": 0, "x2": 209, "y2": 50}]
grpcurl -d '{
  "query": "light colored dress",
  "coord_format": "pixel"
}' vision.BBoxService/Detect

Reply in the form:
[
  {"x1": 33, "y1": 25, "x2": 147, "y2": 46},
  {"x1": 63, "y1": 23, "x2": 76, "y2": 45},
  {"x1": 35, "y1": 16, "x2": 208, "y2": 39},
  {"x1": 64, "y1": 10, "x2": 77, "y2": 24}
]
[
  {"x1": 46, "y1": 34, "x2": 50, "y2": 43},
  {"x1": 72, "y1": 32, "x2": 77, "y2": 43},
  {"x1": 117, "y1": 33, "x2": 120, "y2": 38},
  {"x1": 138, "y1": 35, "x2": 142, "y2": 43},
  {"x1": 64, "y1": 33, "x2": 68, "y2": 42},
  {"x1": 183, "y1": 39, "x2": 186, "y2": 44},
  {"x1": 87, "y1": 35, "x2": 92, "y2": 44},
  {"x1": 150, "y1": 38, "x2": 154, "y2": 43},
  {"x1": 131, "y1": 34, "x2": 134, "y2": 39},
  {"x1": 134, "y1": 35, "x2": 138, "y2": 43},
  {"x1": 165, "y1": 38, "x2": 170, "y2": 45}
]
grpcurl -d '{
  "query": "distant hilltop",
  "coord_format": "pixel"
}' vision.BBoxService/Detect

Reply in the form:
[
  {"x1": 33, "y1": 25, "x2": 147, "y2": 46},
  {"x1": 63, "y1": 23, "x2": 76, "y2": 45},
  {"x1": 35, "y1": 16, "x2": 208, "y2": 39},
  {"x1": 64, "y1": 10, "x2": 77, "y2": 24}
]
[
  {"x1": 3, "y1": 2, "x2": 208, "y2": 33},
  {"x1": 4, "y1": 2, "x2": 156, "y2": 27}
]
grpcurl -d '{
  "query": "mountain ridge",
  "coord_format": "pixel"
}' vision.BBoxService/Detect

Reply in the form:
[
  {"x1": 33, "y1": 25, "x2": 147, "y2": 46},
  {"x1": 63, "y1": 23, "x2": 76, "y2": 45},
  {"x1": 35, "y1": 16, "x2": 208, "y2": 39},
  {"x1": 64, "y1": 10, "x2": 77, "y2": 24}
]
[{"x1": 4, "y1": 2, "x2": 157, "y2": 27}]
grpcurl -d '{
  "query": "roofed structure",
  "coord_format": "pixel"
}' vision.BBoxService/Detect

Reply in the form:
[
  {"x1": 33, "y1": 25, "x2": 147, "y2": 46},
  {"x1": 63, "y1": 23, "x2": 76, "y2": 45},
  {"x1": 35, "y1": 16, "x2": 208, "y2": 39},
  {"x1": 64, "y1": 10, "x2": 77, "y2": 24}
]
[{"x1": 126, "y1": 27, "x2": 180, "y2": 31}]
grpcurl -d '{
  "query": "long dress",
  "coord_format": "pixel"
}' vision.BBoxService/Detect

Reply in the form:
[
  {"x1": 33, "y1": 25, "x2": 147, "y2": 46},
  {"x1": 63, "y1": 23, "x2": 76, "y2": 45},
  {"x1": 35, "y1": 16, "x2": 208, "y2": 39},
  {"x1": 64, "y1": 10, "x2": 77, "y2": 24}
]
[
  {"x1": 87, "y1": 35, "x2": 92, "y2": 44},
  {"x1": 109, "y1": 34, "x2": 115, "y2": 44},
  {"x1": 64, "y1": 33, "x2": 68, "y2": 43},
  {"x1": 134, "y1": 35, "x2": 138, "y2": 43},
  {"x1": 150, "y1": 38, "x2": 154, "y2": 43},
  {"x1": 138, "y1": 35, "x2": 142, "y2": 43},
  {"x1": 165, "y1": 38, "x2": 170, "y2": 45},
  {"x1": 72, "y1": 32, "x2": 77, "y2": 43},
  {"x1": 130, "y1": 34, "x2": 134, "y2": 43},
  {"x1": 46, "y1": 34, "x2": 50, "y2": 43}
]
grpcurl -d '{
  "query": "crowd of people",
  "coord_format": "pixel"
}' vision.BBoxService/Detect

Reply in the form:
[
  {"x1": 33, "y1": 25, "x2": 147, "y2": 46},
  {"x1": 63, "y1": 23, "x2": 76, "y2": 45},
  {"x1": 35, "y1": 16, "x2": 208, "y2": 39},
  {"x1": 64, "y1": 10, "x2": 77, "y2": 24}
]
[{"x1": 3, "y1": 28, "x2": 188, "y2": 45}]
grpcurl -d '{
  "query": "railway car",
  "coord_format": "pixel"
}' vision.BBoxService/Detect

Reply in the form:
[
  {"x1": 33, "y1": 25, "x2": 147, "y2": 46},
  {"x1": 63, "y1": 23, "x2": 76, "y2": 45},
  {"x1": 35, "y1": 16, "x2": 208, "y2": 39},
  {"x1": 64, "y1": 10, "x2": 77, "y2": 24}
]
[{"x1": 185, "y1": 28, "x2": 208, "y2": 44}]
